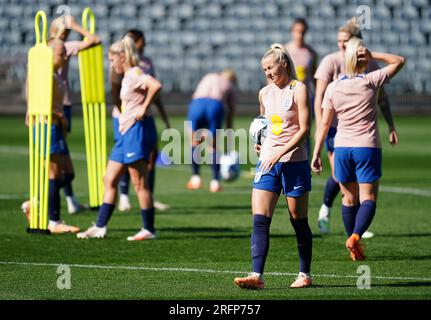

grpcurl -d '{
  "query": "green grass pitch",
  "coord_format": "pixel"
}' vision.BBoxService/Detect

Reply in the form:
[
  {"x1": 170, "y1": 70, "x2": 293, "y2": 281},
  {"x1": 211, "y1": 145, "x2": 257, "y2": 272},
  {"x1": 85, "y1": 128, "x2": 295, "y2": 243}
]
[{"x1": 0, "y1": 115, "x2": 430, "y2": 300}]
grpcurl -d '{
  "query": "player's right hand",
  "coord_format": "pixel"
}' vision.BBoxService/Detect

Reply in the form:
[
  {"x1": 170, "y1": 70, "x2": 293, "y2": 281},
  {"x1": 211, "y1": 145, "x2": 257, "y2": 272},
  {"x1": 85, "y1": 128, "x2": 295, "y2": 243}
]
[{"x1": 310, "y1": 155, "x2": 322, "y2": 174}]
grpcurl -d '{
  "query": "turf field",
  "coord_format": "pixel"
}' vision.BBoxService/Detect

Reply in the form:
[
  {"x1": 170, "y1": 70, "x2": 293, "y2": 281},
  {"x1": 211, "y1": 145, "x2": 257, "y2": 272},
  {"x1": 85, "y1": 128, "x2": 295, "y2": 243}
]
[{"x1": 0, "y1": 115, "x2": 430, "y2": 300}]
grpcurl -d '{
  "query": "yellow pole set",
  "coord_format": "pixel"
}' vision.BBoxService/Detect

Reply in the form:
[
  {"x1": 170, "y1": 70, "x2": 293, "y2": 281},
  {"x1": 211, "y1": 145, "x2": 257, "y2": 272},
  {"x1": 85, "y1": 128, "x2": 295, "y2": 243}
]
[
  {"x1": 78, "y1": 7, "x2": 107, "y2": 208},
  {"x1": 27, "y1": 11, "x2": 52, "y2": 234}
]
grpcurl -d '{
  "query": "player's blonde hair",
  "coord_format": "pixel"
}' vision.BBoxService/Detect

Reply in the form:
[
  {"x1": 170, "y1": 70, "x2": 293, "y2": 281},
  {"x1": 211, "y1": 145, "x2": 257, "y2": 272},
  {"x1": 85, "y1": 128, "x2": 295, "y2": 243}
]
[
  {"x1": 109, "y1": 36, "x2": 139, "y2": 67},
  {"x1": 339, "y1": 17, "x2": 362, "y2": 39},
  {"x1": 262, "y1": 43, "x2": 297, "y2": 80},
  {"x1": 220, "y1": 68, "x2": 237, "y2": 83},
  {"x1": 50, "y1": 16, "x2": 71, "y2": 39},
  {"x1": 345, "y1": 37, "x2": 365, "y2": 78}
]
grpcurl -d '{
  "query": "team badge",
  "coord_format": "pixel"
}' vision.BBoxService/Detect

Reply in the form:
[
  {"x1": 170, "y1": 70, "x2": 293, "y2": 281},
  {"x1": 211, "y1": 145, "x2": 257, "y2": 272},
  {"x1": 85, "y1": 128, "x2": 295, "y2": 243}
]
[{"x1": 254, "y1": 170, "x2": 263, "y2": 183}]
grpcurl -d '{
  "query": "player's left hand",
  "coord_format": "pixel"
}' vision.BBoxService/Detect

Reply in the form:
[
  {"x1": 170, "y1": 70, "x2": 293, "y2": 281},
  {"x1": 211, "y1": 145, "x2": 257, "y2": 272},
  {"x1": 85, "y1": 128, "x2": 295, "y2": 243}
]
[
  {"x1": 389, "y1": 128, "x2": 399, "y2": 146},
  {"x1": 259, "y1": 153, "x2": 282, "y2": 173}
]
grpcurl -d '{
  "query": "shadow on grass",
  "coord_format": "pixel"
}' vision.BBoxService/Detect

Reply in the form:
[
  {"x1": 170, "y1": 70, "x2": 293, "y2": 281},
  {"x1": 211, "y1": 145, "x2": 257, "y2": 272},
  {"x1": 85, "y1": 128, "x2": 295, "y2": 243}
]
[
  {"x1": 375, "y1": 282, "x2": 431, "y2": 288},
  {"x1": 109, "y1": 226, "x2": 323, "y2": 240},
  {"x1": 369, "y1": 255, "x2": 431, "y2": 261}
]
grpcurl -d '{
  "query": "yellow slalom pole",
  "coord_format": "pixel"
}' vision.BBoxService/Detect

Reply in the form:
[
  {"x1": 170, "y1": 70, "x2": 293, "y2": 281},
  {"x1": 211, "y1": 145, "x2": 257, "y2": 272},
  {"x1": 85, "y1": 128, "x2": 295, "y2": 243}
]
[
  {"x1": 29, "y1": 115, "x2": 35, "y2": 229},
  {"x1": 27, "y1": 10, "x2": 52, "y2": 234},
  {"x1": 79, "y1": 7, "x2": 106, "y2": 208},
  {"x1": 42, "y1": 114, "x2": 52, "y2": 229}
]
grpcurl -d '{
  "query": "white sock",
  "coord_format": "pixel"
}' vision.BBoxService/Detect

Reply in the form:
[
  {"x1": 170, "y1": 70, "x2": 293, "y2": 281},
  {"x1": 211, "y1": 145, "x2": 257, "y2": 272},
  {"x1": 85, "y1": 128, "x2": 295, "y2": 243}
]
[
  {"x1": 48, "y1": 220, "x2": 59, "y2": 228},
  {"x1": 66, "y1": 196, "x2": 74, "y2": 208},
  {"x1": 120, "y1": 194, "x2": 130, "y2": 202},
  {"x1": 318, "y1": 204, "x2": 330, "y2": 220}
]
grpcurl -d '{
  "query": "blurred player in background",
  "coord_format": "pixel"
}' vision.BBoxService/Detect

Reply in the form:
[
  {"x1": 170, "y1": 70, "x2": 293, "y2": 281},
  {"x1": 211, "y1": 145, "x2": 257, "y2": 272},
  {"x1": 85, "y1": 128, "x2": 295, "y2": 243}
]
[
  {"x1": 314, "y1": 17, "x2": 398, "y2": 236},
  {"x1": 285, "y1": 17, "x2": 317, "y2": 158},
  {"x1": 186, "y1": 69, "x2": 237, "y2": 192},
  {"x1": 49, "y1": 16, "x2": 101, "y2": 214},
  {"x1": 111, "y1": 29, "x2": 171, "y2": 212},
  {"x1": 23, "y1": 39, "x2": 80, "y2": 234},
  {"x1": 234, "y1": 44, "x2": 312, "y2": 290},
  {"x1": 284, "y1": 17, "x2": 317, "y2": 99},
  {"x1": 78, "y1": 37, "x2": 162, "y2": 240},
  {"x1": 311, "y1": 39, "x2": 405, "y2": 260}
]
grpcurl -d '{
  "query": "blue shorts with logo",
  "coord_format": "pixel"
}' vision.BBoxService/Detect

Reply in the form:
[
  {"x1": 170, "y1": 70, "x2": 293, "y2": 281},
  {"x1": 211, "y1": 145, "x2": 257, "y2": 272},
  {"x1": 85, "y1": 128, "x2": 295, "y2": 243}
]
[
  {"x1": 109, "y1": 117, "x2": 157, "y2": 164},
  {"x1": 63, "y1": 105, "x2": 72, "y2": 132},
  {"x1": 253, "y1": 160, "x2": 312, "y2": 197},
  {"x1": 187, "y1": 98, "x2": 224, "y2": 138},
  {"x1": 334, "y1": 147, "x2": 382, "y2": 183},
  {"x1": 325, "y1": 127, "x2": 337, "y2": 153}
]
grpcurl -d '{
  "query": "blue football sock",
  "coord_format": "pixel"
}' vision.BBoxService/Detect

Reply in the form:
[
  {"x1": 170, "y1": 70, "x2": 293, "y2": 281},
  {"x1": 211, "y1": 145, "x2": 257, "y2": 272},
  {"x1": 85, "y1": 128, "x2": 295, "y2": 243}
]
[
  {"x1": 353, "y1": 200, "x2": 376, "y2": 236},
  {"x1": 342, "y1": 205, "x2": 360, "y2": 237},
  {"x1": 63, "y1": 173, "x2": 75, "y2": 197},
  {"x1": 251, "y1": 214, "x2": 272, "y2": 274},
  {"x1": 48, "y1": 179, "x2": 62, "y2": 222},
  {"x1": 211, "y1": 152, "x2": 220, "y2": 181},
  {"x1": 148, "y1": 169, "x2": 155, "y2": 194},
  {"x1": 96, "y1": 203, "x2": 115, "y2": 228},
  {"x1": 119, "y1": 171, "x2": 130, "y2": 195},
  {"x1": 191, "y1": 146, "x2": 199, "y2": 175},
  {"x1": 141, "y1": 207, "x2": 155, "y2": 233},
  {"x1": 323, "y1": 176, "x2": 340, "y2": 209},
  {"x1": 290, "y1": 218, "x2": 313, "y2": 274}
]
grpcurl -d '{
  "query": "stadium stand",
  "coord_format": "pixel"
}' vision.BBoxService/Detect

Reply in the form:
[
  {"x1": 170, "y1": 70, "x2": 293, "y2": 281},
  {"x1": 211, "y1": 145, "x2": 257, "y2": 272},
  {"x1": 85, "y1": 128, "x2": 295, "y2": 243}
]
[{"x1": 0, "y1": 0, "x2": 430, "y2": 114}]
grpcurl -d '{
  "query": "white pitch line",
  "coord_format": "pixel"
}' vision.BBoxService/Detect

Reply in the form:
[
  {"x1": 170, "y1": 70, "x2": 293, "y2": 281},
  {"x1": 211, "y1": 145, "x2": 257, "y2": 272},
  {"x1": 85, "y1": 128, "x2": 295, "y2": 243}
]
[
  {"x1": 1, "y1": 144, "x2": 431, "y2": 197},
  {"x1": 0, "y1": 261, "x2": 430, "y2": 282}
]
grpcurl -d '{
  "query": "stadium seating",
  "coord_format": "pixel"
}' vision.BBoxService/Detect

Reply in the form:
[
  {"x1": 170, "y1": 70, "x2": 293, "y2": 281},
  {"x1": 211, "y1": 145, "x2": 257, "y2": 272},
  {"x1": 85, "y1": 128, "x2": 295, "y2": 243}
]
[{"x1": 0, "y1": 0, "x2": 430, "y2": 94}]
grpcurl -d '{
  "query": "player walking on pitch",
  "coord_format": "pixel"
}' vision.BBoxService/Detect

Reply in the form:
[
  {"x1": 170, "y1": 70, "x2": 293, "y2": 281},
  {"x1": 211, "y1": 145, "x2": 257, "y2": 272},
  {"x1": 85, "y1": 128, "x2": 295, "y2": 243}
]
[
  {"x1": 110, "y1": 29, "x2": 171, "y2": 212},
  {"x1": 77, "y1": 37, "x2": 162, "y2": 240},
  {"x1": 234, "y1": 44, "x2": 312, "y2": 290},
  {"x1": 311, "y1": 39, "x2": 405, "y2": 260}
]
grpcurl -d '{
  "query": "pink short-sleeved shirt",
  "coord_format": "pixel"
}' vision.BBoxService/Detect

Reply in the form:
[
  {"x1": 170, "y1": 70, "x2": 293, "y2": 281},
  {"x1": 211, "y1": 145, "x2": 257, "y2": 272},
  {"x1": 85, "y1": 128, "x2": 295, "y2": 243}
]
[
  {"x1": 259, "y1": 80, "x2": 308, "y2": 163},
  {"x1": 192, "y1": 73, "x2": 236, "y2": 106},
  {"x1": 322, "y1": 66, "x2": 391, "y2": 148},
  {"x1": 285, "y1": 42, "x2": 316, "y2": 95},
  {"x1": 58, "y1": 41, "x2": 81, "y2": 106},
  {"x1": 314, "y1": 51, "x2": 380, "y2": 127},
  {"x1": 119, "y1": 66, "x2": 150, "y2": 134},
  {"x1": 111, "y1": 54, "x2": 156, "y2": 119}
]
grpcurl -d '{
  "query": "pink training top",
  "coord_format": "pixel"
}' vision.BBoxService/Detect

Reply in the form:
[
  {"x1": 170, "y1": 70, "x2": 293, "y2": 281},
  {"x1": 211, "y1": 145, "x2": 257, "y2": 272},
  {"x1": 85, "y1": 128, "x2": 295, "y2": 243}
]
[
  {"x1": 58, "y1": 41, "x2": 81, "y2": 106},
  {"x1": 192, "y1": 73, "x2": 236, "y2": 106},
  {"x1": 259, "y1": 80, "x2": 308, "y2": 163},
  {"x1": 111, "y1": 54, "x2": 156, "y2": 119},
  {"x1": 119, "y1": 66, "x2": 150, "y2": 135},
  {"x1": 314, "y1": 51, "x2": 380, "y2": 127},
  {"x1": 285, "y1": 42, "x2": 316, "y2": 95},
  {"x1": 322, "y1": 66, "x2": 391, "y2": 148}
]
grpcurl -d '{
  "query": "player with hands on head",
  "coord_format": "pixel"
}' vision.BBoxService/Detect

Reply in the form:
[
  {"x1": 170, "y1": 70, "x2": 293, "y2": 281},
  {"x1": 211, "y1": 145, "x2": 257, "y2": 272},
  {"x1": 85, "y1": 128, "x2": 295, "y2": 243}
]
[{"x1": 311, "y1": 38, "x2": 405, "y2": 260}]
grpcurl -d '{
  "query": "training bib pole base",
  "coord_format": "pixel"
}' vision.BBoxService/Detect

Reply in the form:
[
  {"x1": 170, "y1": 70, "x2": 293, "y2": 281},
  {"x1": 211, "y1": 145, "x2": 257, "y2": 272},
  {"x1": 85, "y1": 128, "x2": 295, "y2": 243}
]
[{"x1": 27, "y1": 228, "x2": 51, "y2": 235}]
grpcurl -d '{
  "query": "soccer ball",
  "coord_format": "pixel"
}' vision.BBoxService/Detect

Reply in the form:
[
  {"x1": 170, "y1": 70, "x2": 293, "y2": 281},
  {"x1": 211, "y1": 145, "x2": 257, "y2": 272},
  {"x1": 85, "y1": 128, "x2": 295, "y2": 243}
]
[
  {"x1": 220, "y1": 151, "x2": 240, "y2": 182},
  {"x1": 249, "y1": 115, "x2": 267, "y2": 145}
]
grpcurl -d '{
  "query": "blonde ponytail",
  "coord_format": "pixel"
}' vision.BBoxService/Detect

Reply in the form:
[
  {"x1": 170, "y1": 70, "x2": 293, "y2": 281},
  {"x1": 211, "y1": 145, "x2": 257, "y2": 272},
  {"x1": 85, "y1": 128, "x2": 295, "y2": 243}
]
[
  {"x1": 109, "y1": 36, "x2": 139, "y2": 67},
  {"x1": 262, "y1": 43, "x2": 297, "y2": 80},
  {"x1": 344, "y1": 37, "x2": 364, "y2": 78},
  {"x1": 339, "y1": 17, "x2": 362, "y2": 39}
]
